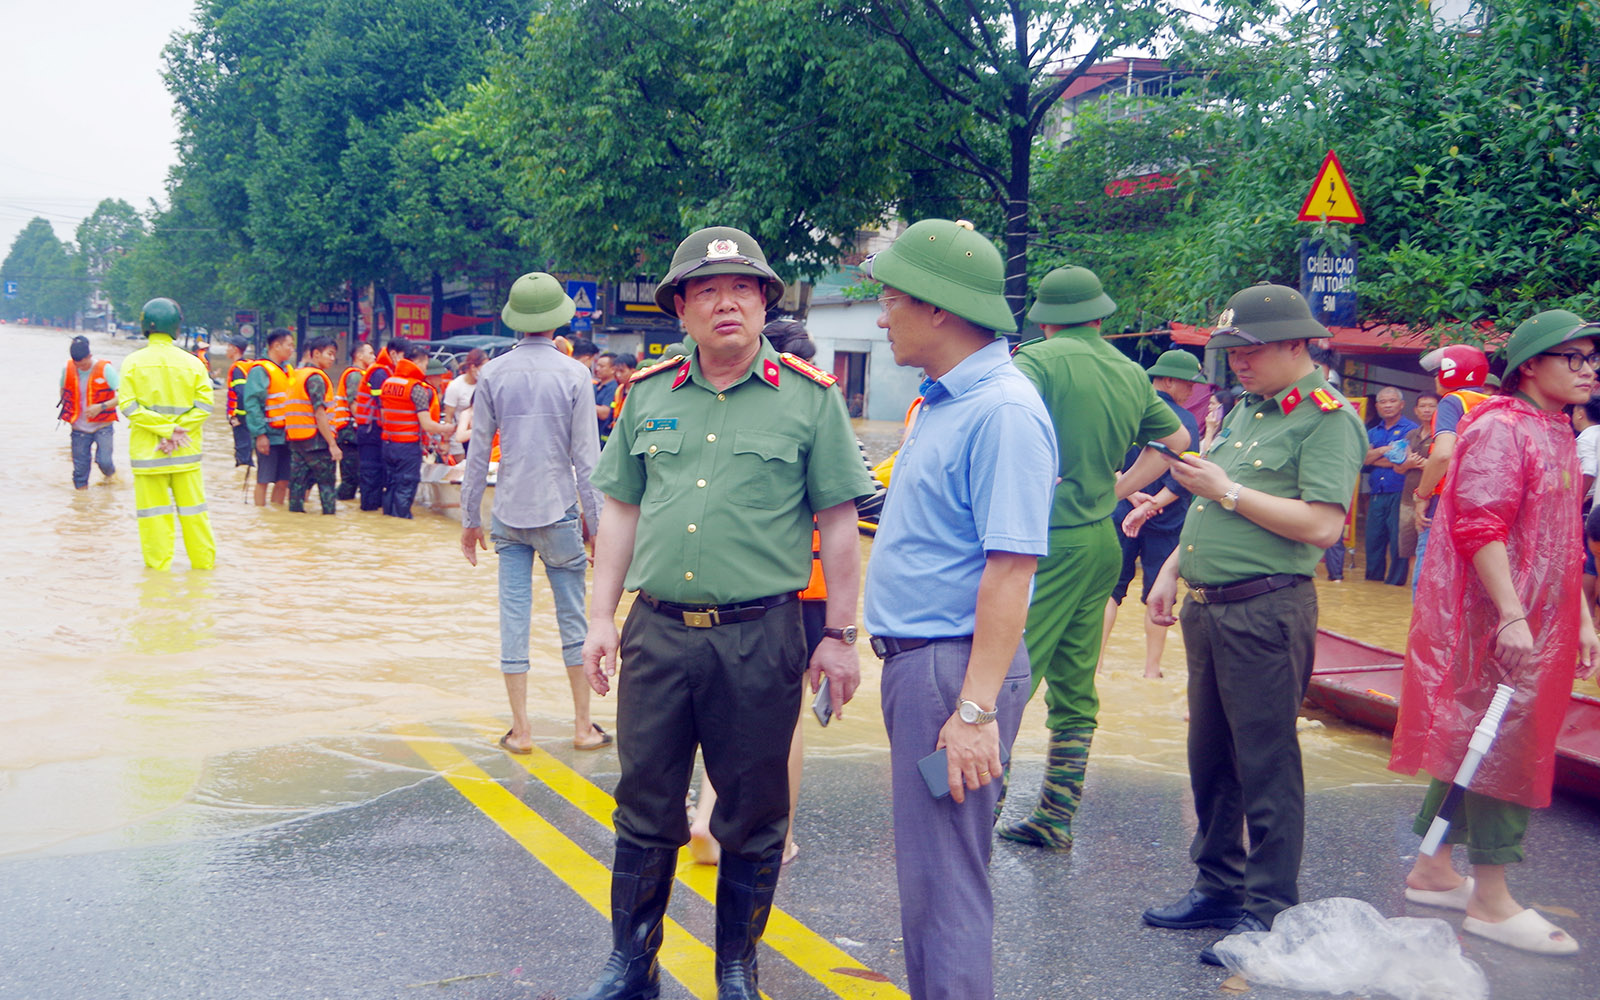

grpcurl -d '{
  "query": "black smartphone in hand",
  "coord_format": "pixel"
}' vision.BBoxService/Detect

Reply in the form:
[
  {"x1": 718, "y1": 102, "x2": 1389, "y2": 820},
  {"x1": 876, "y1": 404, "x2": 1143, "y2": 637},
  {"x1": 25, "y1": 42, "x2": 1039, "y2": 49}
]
[{"x1": 1145, "y1": 440, "x2": 1185, "y2": 461}]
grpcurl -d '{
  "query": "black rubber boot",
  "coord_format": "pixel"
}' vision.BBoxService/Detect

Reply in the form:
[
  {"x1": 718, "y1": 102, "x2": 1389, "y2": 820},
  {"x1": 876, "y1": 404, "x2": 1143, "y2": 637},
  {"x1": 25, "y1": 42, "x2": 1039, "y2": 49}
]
[
  {"x1": 569, "y1": 839, "x2": 678, "y2": 1000},
  {"x1": 713, "y1": 851, "x2": 783, "y2": 1000}
]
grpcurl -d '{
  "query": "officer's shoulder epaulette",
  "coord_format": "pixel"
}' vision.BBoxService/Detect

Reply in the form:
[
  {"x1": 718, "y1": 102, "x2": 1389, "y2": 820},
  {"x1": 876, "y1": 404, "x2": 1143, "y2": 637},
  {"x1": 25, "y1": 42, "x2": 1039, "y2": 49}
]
[
  {"x1": 1311, "y1": 387, "x2": 1345, "y2": 412},
  {"x1": 1010, "y1": 337, "x2": 1045, "y2": 357},
  {"x1": 631, "y1": 355, "x2": 684, "y2": 383},
  {"x1": 781, "y1": 352, "x2": 837, "y2": 387}
]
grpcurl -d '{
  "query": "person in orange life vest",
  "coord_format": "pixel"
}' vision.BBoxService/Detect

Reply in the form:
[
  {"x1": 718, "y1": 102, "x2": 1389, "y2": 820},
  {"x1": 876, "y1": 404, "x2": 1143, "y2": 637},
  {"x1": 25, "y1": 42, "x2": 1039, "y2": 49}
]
[
  {"x1": 685, "y1": 319, "x2": 825, "y2": 868},
  {"x1": 241, "y1": 328, "x2": 296, "y2": 506},
  {"x1": 286, "y1": 336, "x2": 343, "y2": 515},
  {"x1": 335, "y1": 341, "x2": 374, "y2": 501},
  {"x1": 222, "y1": 335, "x2": 256, "y2": 468},
  {"x1": 609, "y1": 352, "x2": 637, "y2": 424},
  {"x1": 59, "y1": 335, "x2": 119, "y2": 488},
  {"x1": 379, "y1": 341, "x2": 453, "y2": 518},
  {"x1": 1412, "y1": 344, "x2": 1492, "y2": 592},
  {"x1": 422, "y1": 358, "x2": 454, "y2": 462},
  {"x1": 354, "y1": 342, "x2": 395, "y2": 511}
]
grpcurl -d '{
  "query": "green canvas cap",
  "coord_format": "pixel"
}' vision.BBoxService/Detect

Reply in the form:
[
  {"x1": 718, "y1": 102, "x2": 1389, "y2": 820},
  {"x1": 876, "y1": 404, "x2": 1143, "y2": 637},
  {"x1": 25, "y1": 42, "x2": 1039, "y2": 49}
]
[
  {"x1": 862, "y1": 219, "x2": 1016, "y2": 333},
  {"x1": 1146, "y1": 349, "x2": 1205, "y2": 382},
  {"x1": 502, "y1": 272, "x2": 576, "y2": 333},
  {"x1": 424, "y1": 358, "x2": 450, "y2": 376},
  {"x1": 1499, "y1": 309, "x2": 1598, "y2": 373},
  {"x1": 1026, "y1": 266, "x2": 1116, "y2": 325},
  {"x1": 1209, "y1": 283, "x2": 1327, "y2": 348},
  {"x1": 655, "y1": 226, "x2": 784, "y2": 317}
]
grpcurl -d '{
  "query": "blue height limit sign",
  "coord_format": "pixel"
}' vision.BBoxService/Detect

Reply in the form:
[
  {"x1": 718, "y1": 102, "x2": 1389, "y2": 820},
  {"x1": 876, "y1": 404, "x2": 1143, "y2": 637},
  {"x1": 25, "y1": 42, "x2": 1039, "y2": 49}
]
[{"x1": 1299, "y1": 239, "x2": 1357, "y2": 327}]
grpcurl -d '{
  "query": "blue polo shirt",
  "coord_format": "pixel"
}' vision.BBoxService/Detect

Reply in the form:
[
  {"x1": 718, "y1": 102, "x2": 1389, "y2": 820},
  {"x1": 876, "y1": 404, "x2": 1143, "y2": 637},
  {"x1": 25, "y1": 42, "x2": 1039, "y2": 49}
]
[
  {"x1": 864, "y1": 339, "x2": 1057, "y2": 638},
  {"x1": 1367, "y1": 415, "x2": 1418, "y2": 493}
]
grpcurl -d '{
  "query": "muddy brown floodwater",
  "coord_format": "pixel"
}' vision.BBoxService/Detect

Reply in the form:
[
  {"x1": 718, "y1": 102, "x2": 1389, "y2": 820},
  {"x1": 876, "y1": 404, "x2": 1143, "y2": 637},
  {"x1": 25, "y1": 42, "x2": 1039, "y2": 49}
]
[{"x1": 5, "y1": 324, "x2": 1502, "y2": 861}]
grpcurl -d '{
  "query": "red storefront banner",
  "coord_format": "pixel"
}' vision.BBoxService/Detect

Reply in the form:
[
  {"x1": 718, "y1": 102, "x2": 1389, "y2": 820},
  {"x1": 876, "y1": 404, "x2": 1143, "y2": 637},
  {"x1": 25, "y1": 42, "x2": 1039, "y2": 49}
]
[{"x1": 393, "y1": 294, "x2": 432, "y2": 340}]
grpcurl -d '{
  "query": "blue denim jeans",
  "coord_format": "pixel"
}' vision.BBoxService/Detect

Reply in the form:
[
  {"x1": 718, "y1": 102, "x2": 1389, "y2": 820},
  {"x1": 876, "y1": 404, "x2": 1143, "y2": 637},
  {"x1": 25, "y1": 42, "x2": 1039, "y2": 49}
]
[
  {"x1": 490, "y1": 506, "x2": 587, "y2": 672},
  {"x1": 71, "y1": 425, "x2": 115, "y2": 487}
]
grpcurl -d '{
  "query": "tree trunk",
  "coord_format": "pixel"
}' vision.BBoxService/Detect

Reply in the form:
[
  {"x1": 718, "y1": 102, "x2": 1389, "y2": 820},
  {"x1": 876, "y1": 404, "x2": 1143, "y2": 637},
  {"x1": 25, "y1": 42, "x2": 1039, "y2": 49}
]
[
  {"x1": 430, "y1": 270, "x2": 445, "y2": 339},
  {"x1": 1004, "y1": 111, "x2": 1033, "y2": 335}
]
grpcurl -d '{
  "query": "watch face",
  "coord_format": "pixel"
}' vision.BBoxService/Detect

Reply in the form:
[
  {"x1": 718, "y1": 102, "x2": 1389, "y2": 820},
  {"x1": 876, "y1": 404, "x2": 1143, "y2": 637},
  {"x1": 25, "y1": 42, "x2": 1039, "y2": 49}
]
[
  {"x1": 959, "y1": 701, "x2": 978, "y2": 723},
  {"x1": 841, "y1": 624, "x2": 857, "y2": 644}
]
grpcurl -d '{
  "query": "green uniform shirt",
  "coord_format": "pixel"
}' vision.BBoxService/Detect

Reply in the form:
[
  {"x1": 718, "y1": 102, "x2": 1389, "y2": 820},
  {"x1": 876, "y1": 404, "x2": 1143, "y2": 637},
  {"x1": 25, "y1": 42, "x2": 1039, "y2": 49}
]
[
  {"x1": 1177, "y1": 369, "x2": 1365, "y2": 585},
  {"x1": 592, "y1": 339, "x2": 873, "y2": 604},
  {"x1": 1013, "y1": 326, "x2": 1183, "y2": 528}
]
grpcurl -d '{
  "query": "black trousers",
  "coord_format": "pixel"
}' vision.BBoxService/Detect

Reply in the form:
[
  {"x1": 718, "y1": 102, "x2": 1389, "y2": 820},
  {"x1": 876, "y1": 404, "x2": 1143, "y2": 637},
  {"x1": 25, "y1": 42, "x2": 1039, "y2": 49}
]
[
  {"x1": 381, "y1": 440, "x2": 421, "y2": 518},
  {"x1": 612, "y1": 598, "x2": 806, "y2": 861},
  {"x1": 231, "y1": 423, "x2": 255, "y2": 468},
  {"x1": 359, "y1": 438, "x2": 388, "y2": 510},
  {"x1": 337, "y1": 427, "x2": 360, "y2": 499},
  {"x1": 1180, "y1": 579, "x2": 1318, "y2": 923}
]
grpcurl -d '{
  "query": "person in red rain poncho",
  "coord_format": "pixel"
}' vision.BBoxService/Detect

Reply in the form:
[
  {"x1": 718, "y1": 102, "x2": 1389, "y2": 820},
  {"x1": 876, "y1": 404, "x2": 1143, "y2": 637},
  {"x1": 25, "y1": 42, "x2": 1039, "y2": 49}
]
[{"x1": 1391, "y1": 309, "x2": 1600, "y2": 955}]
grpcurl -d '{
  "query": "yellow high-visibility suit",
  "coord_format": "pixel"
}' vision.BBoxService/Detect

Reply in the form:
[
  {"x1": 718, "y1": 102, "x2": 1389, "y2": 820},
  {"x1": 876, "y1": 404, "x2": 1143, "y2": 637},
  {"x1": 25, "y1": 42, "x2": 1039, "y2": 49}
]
[{"x1": 120, "y1": 332, "x2": 217, "y2": 570}]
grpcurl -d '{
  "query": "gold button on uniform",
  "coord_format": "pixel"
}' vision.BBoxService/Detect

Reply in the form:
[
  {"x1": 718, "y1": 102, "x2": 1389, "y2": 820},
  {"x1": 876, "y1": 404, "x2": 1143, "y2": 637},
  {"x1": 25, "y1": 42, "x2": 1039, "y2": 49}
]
[
  {"x1": 1234, "y1": 441, "x2": 1243, "y2": 448},
  {"x1": 687, "y1": 524, "x2": 697, "y2": 533},
  {"x1": 1194, "y1": 504, "x2": 1205, "y2": 512},
  {"x1": 648, "y1": 444, "x2": 658, "y2": 454},
  {"x1": 1255, "y1": 412, "x2": 1264, "y2": 419},
  {"x1": 684, "y1": 571, "x2": 694, "y2": 580},
  {"x1": 717, "y1": 393, "x2": 726, "y2": 401},
  {"x1": 1187, "y1": 544, "x2": 1194, "y2": 552},
  {"x1": 707, "y1": 434, "x2": 717, "y2": 442},
  {"x1": 696, "y1": 479, "x2": 707, "y2": 488},
  {"x1": 1253, "y1": 459, "x2": 1263, "y2": 467}
]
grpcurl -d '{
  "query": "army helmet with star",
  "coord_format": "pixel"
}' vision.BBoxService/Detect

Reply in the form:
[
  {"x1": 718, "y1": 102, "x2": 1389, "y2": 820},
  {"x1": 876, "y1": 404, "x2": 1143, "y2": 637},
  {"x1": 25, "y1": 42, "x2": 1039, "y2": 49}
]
[
  {"x1": 1209, "y1": 283, "x2": 1329, "y2": 348},
  {"x1": 655, "y1": 226, "x2": 785, "y2": 317}
]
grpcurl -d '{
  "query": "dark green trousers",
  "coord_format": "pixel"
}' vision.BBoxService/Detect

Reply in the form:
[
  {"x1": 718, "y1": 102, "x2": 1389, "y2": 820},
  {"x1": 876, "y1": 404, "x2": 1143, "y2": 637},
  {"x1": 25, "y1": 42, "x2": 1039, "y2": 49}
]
[
  {"x1": 1180, "y1": 578, "x2": 1317, "y2": 923},
  {"x1": 1413, "y1": 778, "x2": 1530, "y2": 866},
  {"x1": 612, "y1": 597, "x2": 806, "y2": 861},
  {"x1": 289, "y1": 448, "x2": 337, "y2": 514},
  {"x1": 1024, "y1": 518, "x2": 1122, "y2": 731}
]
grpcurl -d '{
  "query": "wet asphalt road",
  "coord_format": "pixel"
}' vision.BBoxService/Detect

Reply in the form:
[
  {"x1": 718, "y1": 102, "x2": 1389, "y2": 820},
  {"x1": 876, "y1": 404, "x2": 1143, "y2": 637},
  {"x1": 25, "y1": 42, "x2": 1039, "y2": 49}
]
[{"x1": 2, "y1": 721, "x2": 1597, "y2": 1000}]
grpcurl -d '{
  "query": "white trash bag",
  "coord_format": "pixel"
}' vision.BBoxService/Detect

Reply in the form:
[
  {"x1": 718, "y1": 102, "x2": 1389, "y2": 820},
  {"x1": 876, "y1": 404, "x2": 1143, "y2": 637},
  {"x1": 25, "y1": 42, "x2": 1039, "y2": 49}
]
[{"x1": 1213, "y1": 897, "x2": 1488, "y2": 1000}]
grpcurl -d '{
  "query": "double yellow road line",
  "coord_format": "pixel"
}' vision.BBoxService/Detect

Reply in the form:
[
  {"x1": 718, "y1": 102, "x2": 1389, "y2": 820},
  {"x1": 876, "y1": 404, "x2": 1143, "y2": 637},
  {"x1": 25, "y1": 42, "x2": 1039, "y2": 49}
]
[{"x1": 398, "y1": 723, "x2": 907, "y2": 1000}]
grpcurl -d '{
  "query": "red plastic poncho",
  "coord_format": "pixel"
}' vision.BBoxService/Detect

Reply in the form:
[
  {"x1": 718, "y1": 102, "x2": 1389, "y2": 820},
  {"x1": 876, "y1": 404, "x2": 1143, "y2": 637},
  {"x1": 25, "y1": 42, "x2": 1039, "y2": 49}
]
[{"x1": 1389, "y1": 395, "x2": 1581, "y2": 808}]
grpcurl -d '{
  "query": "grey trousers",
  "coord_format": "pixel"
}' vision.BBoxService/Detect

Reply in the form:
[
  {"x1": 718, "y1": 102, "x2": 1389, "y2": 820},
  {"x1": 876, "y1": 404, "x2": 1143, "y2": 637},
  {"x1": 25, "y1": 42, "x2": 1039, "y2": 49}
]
[{"x1": 881, "y1": 637, "x2": 1030, "y2": 1000}]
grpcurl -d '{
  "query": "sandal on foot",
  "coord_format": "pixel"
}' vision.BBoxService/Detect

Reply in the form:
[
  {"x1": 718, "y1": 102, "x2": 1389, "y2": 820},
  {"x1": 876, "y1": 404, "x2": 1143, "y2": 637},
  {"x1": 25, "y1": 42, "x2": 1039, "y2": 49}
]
[
  {"x1": 498, "y1": 731, "x2": 532, "y2": 755},
  {"x1": 1462, "y1": 908, "x2": 1579, "y2": 955},
  {"x1": 573, "y1": 724, "x2": 613, "y2": 751},
  {"x1": 1405, "y1": 876, "x2": 1475, "y2": 911}
]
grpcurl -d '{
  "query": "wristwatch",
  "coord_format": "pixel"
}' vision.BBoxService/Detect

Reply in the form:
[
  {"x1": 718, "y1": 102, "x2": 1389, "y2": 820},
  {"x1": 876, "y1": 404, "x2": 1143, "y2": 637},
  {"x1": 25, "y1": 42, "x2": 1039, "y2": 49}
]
[
  {"x1": 957, "y1": 699, "x2": 997, "y2": 725},
  {"x1": 821, "y1": 624, "x2": 857, "y2": 645},
  {"x1": 1219, "y1": 482, "x2": 1243, "y2": 511}
]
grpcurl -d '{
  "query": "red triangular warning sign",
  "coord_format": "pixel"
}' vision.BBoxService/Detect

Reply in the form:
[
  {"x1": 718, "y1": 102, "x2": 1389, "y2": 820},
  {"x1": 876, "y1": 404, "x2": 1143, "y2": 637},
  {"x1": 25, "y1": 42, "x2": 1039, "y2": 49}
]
[{"x1": 1297, "y1": 150, "x2": 1365, "y2": 224}]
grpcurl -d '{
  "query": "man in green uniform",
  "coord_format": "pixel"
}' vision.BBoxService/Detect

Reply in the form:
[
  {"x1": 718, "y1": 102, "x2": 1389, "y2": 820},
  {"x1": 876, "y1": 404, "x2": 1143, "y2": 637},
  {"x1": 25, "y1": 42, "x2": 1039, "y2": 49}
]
[
  {"x1": 1141, "y1": 283, "x2": 1365, "y2": 964},
  {"x1": 241, "y1": 328, "x2": 295, "y2": 506},
  {"x1": 288, "y1": 336, "x2": 342, "y2": 515},
  {"x1": 1001, "y1": 266, "x2": 1190, "y2": 850},
  {"x1": 574, "y1": 226, "x2": 874, "y2": 1000}
]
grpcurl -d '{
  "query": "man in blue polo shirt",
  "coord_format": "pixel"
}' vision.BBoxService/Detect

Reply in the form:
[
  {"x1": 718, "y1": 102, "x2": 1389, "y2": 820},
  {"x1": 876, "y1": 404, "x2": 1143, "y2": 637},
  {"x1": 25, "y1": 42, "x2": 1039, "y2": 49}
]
[
  {"x1": 1363, "y1": 386, "x2": 1418, "y2": 585},
  {"x1": 863, "y1": 219, "x2": 1057, "y2": 1000}
]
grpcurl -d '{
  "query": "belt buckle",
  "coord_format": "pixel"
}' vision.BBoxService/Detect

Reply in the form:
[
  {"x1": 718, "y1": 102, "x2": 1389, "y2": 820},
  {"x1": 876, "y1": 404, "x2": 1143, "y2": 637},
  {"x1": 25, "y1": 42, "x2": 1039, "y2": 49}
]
[
  {"x1": 1190, "y1": 587, "x2": 1208, "y2": 605},
  {"x1": 682, "y1": 608, "x2": 718, "y2": 628},
  {"x1": 869, "y1": 635, "x2": 889, "y2": 659}
]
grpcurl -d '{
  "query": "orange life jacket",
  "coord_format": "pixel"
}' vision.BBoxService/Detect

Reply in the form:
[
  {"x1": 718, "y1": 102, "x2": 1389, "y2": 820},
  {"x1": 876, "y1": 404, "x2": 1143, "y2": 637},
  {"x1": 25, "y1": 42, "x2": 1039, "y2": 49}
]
[
  {"x1": 227, "y1": 359, "x2": 258, "y2": 417},
  {"x1": 285, "y1": 368, "x2": 334, "y2": 442},
  {"x1": 61, "y1": 359, "x2": 117, "y2": 424},
  {"x1": 1428, "y1": 388, "x2": 1492, "y2": 496},
  {"x1": 798, "y1": 526, "x2": 827, "y2": 601},
  {"x1": 353, "y1": 356, "x2": 391, "y2": 428},
  {"x1": 257, "y1": 359, "x2": 292, "y2": 429},
  {"x1": 332, "y1": 365, "x2": 363, "y2": 430},
  {"x1": 378, "y1": 360, "x2": 438, "y2": 443}
]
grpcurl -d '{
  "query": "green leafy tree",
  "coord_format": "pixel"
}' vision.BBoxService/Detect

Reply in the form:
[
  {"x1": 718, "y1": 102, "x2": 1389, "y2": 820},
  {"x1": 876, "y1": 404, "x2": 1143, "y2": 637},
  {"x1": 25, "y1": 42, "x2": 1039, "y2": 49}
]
[
  {"x1": 0, "y1": 218, "x2": 86, "y2": 325},
  {"x1": 75, "y1": 199, "x2": 148, "y2": 282},
  {"x1": 103, "y1": 195, "x2": 237, "y2": 329}
]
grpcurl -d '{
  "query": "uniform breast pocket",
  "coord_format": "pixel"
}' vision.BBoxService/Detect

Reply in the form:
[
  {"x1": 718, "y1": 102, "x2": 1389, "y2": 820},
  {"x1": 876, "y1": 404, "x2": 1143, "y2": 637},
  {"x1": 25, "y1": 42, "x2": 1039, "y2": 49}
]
[
  {"x1": 631, "y1": 431, "x2": 684, "y2": 504},
  {"x1": 1242, "y1": 440, "x2": 1298, "y2": 495},
  {"x1": 728, "y1": 431, "x2": 800, "y2": 510}
]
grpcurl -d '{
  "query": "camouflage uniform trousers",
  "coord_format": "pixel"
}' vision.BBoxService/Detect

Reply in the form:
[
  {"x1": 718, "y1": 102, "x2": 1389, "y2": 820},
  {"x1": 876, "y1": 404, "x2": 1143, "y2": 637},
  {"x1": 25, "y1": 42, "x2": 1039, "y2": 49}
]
[
  {"x1": 336, "y1": 427, "x2": 360, "y2": 500},
  {"x1": 289, "y1": 448, "x2": 338, "y2": 514}
]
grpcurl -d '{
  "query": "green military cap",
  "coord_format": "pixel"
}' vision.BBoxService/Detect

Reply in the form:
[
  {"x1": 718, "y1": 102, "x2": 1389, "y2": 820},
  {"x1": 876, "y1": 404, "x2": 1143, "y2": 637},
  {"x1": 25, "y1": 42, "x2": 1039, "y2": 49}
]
[
  {"x1": 1026, "y1": 266, "x2": 1115, "y2": 326},
  {"x1": 1209, "y1": 283, "x2": 1327, "y2": 348},
  {"x1": 655, "y1": 226, "x2": 784, "y2": 316},
  {"x1": 140, "y1": 297, "x2": 183, "y2": 336},
  {"x1": 1145, "y1": 349, "x2": 1206, "y2": 382},
  {"x1": 424, "y1": 358, "x2": 450, "y2": 376},
  {"x1": 1499, "y1": 309, "x2": 1598, "y2": 373},
  {"x1": 862, "y1": 218, "x2": 1016, "y2": 333},
  {"x1": 502, "y1": 272, "x2": 576, "y2": 333}
]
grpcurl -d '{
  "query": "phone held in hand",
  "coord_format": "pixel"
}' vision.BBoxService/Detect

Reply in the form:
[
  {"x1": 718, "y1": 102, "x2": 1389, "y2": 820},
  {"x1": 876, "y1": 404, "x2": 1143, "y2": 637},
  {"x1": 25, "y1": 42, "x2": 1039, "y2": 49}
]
[
  {"x1": 916, "y1": 742, "x2": 1011, "y2": 798},
  {"x1": 811, "y1": 676, "x2": 832, "y2": 727},
  {"x1": 1145, "y1": 439, "x2": 1183, "y2": 461}
]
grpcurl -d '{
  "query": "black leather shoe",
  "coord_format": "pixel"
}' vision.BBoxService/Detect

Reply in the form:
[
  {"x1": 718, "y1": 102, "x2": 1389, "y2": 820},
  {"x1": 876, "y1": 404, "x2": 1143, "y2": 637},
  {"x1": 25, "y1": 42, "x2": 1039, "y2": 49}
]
[
  {"x1": 1199, "y1": 912, "x2": 1270, "y2": 966},
  {"x1": 1142, "y1": 889, "x2": 1245, "y2": 929}
]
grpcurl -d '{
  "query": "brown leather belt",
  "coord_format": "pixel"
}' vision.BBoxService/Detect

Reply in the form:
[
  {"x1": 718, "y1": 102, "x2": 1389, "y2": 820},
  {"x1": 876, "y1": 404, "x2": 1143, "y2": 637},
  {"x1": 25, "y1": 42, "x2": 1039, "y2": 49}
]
[
  {"x1": 869, "y1": 635, "x2": 972, "y2": 660},
  {"x1": 638, "y1": 591, "x2": 795, "y2": 628},
  {"x1": 1187, "y1": 574, "x2": 1309, "y2": 605}
]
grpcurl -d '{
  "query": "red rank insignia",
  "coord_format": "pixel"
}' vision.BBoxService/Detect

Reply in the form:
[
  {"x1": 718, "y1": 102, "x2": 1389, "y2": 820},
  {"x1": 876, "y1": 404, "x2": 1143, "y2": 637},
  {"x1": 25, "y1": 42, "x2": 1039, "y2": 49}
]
[
  {"x1": 763, "y1": 358, "x2": 781, "y2": 387},
  {"x1": 671, "y1": 359, "x2": 692, "y2": 390},
  {"x1": 1280, "y1": 387, "x2": 1303, "y2": 415},
  {"x1": 780, "y1": 352, "x2": 838, "y2": 387},
  {"x1": 1312, "y1": 387, "x2": 1344, "y2": 412}
]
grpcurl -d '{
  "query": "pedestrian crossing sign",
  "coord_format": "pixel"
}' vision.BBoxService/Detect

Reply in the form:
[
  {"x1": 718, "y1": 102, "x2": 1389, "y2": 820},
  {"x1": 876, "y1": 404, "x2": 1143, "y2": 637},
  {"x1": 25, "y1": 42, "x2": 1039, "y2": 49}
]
[
  {"x1": 566, "y1": 280, "x2": 598, "y2": 317},
  {"x1": 1296, "y1": 150, "x2": 1365, "y2": 224}
]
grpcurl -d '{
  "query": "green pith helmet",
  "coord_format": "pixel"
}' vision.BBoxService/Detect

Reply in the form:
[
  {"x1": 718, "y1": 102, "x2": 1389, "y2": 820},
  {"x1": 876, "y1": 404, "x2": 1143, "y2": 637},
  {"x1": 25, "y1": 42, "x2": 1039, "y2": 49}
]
[
  {"x1": 424, "y1": 358, "x2": 450, "y2": 376},
  {"x1": 502, "y1": 272, "x2": 576, "y2": 333},
  {"x1": 1145, "y1": 349, "x2": 1205, "y2": 382},
  {"x1": 862, "y1": 219, "x2": 1015, "y2": 333},
  {"x1": 1209, "y1": 283, "x2": 1327, "y2": 348},
  {"x1": 655, "y1": 226, "x2": 784, "y2": 316},
  {"x1": 1499, "y1": 309, "x2": 1598, "y2": 373},
  {"x1": 1026, "y1": 266, "x2": 1116, "y2": 326},
  {"x1": 140, "y1": 297, "x2": 183, "y2": 337}
]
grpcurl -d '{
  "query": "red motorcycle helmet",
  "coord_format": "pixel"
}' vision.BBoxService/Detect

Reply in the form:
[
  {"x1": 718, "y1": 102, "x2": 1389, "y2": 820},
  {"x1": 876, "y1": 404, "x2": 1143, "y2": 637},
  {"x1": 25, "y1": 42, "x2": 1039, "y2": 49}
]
[{"x1": 1421, "y1": 344, "x2": 1489, "y2": 390}]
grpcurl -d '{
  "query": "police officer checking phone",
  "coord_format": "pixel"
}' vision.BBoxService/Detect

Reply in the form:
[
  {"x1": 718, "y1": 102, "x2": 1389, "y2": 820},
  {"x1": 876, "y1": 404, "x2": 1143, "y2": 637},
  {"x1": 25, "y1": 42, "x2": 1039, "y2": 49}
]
[{"x1": 1140, "y1": 283, "x2": 1365, "y2": 965}]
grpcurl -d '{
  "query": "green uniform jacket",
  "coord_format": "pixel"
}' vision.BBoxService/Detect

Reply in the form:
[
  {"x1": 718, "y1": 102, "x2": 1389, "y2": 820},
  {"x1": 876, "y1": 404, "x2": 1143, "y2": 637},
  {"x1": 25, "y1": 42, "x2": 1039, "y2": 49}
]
[
  {"x1": 591, "y1": 340, "x2": 874, "y2": 604},
  {"x1": 119, "y1": 332, "x2": 214, "y2": 476},
  {"x1": 1178, "y1": 370, "x2": 1365, "y2": 585},
  {"x1": 1012, "y1": 326, "x2": 1183, "y2": 528}
]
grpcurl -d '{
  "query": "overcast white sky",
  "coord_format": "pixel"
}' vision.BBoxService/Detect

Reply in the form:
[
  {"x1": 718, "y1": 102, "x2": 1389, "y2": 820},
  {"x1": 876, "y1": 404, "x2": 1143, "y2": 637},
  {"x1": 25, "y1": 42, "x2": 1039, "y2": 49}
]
[{"x1": 0, "y1": 0, "x2": 195, "y2": 256}]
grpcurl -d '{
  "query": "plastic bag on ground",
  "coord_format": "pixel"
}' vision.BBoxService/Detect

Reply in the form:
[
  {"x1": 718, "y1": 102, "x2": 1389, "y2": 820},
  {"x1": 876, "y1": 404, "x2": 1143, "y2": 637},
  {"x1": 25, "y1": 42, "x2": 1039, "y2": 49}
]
[{"x1": 1213, "y1": 897, "x2": 1487, "y2": 1000}]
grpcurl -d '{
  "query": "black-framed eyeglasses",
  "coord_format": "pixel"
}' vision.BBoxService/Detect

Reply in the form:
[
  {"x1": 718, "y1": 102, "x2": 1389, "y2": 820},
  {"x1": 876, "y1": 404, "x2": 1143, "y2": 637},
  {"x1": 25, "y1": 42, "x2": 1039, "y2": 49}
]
[{"x1": 1539, "y1": 349, "x2": 1600, "y2": 372}]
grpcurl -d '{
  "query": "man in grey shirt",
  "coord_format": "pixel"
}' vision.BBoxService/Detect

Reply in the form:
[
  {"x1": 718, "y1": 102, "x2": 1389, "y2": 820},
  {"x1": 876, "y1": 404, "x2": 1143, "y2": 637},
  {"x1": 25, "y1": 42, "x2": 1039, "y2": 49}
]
[{"x1": 460, "y1": 273, "x2": 608, "y2": 754}]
